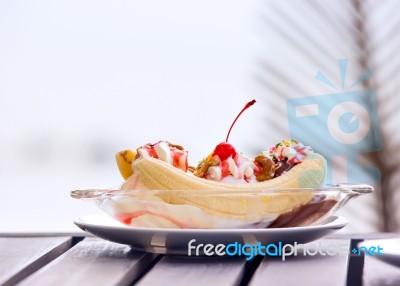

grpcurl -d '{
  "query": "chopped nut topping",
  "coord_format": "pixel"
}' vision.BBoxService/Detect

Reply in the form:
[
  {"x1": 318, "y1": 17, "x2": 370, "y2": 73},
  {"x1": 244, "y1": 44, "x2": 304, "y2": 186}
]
[
  {"x1": 167, "y1": 142, "x2": 184, "y2": 151},
  {"x1": 187, "y1": 166, "x2": 196, "y2": 173},
  {"x1": 255, "y1": 154, "x2": 279, "y2": 182},
  {"x1": 194, "y1": 156, "x2": 220, "y2": 178}
]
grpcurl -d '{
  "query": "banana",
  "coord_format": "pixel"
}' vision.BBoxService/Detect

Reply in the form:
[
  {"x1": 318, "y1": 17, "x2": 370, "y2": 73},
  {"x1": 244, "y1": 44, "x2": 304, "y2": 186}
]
[
  {"x1": 116, "y1": 149, "x2": 136, "y2": 180},
  {"x1": 129, "y1": 153, "x2": 326, "y2": 191},
  {"x1": 120, "y1": 153, "x2": 327, "y2": 222}
]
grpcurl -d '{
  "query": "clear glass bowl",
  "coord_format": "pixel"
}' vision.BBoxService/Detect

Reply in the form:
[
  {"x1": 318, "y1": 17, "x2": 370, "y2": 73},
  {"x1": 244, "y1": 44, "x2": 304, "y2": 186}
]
[{"x1": 71, "y1": 183, "x2": 373, "y2": 229}]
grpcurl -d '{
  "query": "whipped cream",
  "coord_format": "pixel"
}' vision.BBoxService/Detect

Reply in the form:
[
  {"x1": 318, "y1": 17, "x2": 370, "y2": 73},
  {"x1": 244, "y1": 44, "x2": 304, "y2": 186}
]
[
  {"x1": 154, "y1": 141, "x2": 172, "y2": 164},
  {"x1": 204, "y1": 152, "x2": 256, "y2": 183},
  {"x1": 194, "y1": 139, "x2": 313, "y2": 183},
  {"x1": 268, "y1": 139, "x2": 313, "y2": 165},
  {"x1": 135, "y1": 141, "x2": 188, "y2": 171}
]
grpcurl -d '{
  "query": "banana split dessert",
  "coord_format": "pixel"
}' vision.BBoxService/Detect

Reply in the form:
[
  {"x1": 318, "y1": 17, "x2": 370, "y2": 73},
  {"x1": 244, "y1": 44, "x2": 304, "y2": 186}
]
[{"x1": 91, "y1": 100, "x2": 345, "y2": 229}]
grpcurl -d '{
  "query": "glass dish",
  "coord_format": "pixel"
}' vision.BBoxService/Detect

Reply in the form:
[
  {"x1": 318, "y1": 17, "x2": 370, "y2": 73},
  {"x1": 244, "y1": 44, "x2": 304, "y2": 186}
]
[{"x1": 71, "y1": 183, "x2": 373, "y2": 229}]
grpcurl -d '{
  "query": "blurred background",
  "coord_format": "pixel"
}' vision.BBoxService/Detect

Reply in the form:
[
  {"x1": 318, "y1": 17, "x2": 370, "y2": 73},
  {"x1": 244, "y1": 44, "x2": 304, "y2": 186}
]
[{"x1": 1, "y1": 0, "x2": 399, "y2": 233}]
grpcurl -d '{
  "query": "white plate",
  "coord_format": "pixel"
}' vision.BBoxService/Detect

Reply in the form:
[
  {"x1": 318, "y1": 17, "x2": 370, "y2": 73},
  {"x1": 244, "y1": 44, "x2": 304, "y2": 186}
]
[
  {"x1": 74, "y1": 214, "x2": 348, "y2": 255},
  {"x1": 359, "y1": 239, "x2": 400, "y2": 267}
]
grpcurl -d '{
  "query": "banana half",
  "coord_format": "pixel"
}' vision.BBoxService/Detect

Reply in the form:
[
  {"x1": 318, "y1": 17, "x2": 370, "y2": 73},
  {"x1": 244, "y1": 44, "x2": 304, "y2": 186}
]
[{"x1": 120, "y1": 153, "x2": 327, "y2": 224}]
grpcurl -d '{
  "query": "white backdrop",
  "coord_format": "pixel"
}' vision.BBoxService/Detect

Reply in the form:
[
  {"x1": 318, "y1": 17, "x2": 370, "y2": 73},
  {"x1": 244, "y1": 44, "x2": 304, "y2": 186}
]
[
  {"x1": 0, "y1": 0, "x2": 268, "y2": 232},
  {"x1": 0, "y1": 0, "x2": 382, "y2": 232}
]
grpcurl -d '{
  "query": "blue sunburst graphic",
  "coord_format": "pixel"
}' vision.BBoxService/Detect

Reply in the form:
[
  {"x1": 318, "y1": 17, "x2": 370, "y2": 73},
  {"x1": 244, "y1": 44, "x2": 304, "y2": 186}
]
[
  {"x1": 315, "y1": 59, "x2": 372, "y2": 91},
  {"x1": 286, "y1": 58, "x2": 382, "y2": 184}
]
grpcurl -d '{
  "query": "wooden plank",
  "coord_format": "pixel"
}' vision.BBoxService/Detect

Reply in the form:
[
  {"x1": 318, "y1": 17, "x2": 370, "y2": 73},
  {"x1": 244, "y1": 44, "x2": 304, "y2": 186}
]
[
  {"x1": 329, "y1": 233, "x2": 400, "y2": 240},
  {"x1": 0, "y1": 236, "x2": 72, "y2": 286},
  {"x1": 18, "y1": 237, "x2": 159, "y2": 286},
  {"x1": 249, "y1": 239, "x2": 351, "y2": 286},
  {"x1": 0, "y1": 232, "x2": 89, "y2": 237},
  {"x1": 363, "y1": 252, "x2": 400, "y2": 286},
  {"x1": 136, "y1": 255, "x2": 247, "y2": 286}
]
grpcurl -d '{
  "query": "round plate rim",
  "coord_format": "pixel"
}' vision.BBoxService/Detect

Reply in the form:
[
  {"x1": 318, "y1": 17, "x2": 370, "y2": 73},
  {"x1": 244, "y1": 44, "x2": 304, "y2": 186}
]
[{"x1": 74, "y1": 213, "x2": 348, "y2": 234}]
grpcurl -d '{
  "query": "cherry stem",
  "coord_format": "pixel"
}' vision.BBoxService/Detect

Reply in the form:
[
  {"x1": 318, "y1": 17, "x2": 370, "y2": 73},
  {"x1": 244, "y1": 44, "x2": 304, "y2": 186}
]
[{"x1": 225, "y1": 99, "x2": 256, "y2": 142}]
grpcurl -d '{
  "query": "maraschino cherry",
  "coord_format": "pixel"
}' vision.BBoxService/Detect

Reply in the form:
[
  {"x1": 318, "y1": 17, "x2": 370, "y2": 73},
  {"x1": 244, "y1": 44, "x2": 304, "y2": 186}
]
[
  {"x1": 213, "y1": 143, "x2": 236, "y2": 161},
  {"x1": 212, "y1": 99, "x2": 256, "y2": 161}
]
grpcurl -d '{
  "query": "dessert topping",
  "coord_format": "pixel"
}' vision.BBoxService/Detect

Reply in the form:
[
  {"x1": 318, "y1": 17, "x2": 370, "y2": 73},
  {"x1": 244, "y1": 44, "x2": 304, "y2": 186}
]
[
  {"x1": 268, "y1": 139, "x2": 313, "y2": 165},
  {"x1": 254, "y1": 154, "x2": 279, "y2": 182},
  {"x1": 135, "y1": 141, "x2": 188, "y2": 171}
]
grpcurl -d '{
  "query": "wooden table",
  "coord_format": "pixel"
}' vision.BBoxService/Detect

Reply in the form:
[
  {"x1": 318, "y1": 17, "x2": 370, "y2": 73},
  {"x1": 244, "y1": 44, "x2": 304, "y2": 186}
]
[{"x1": 1, "y1": 233, "x2": 399, "y2": 286}]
